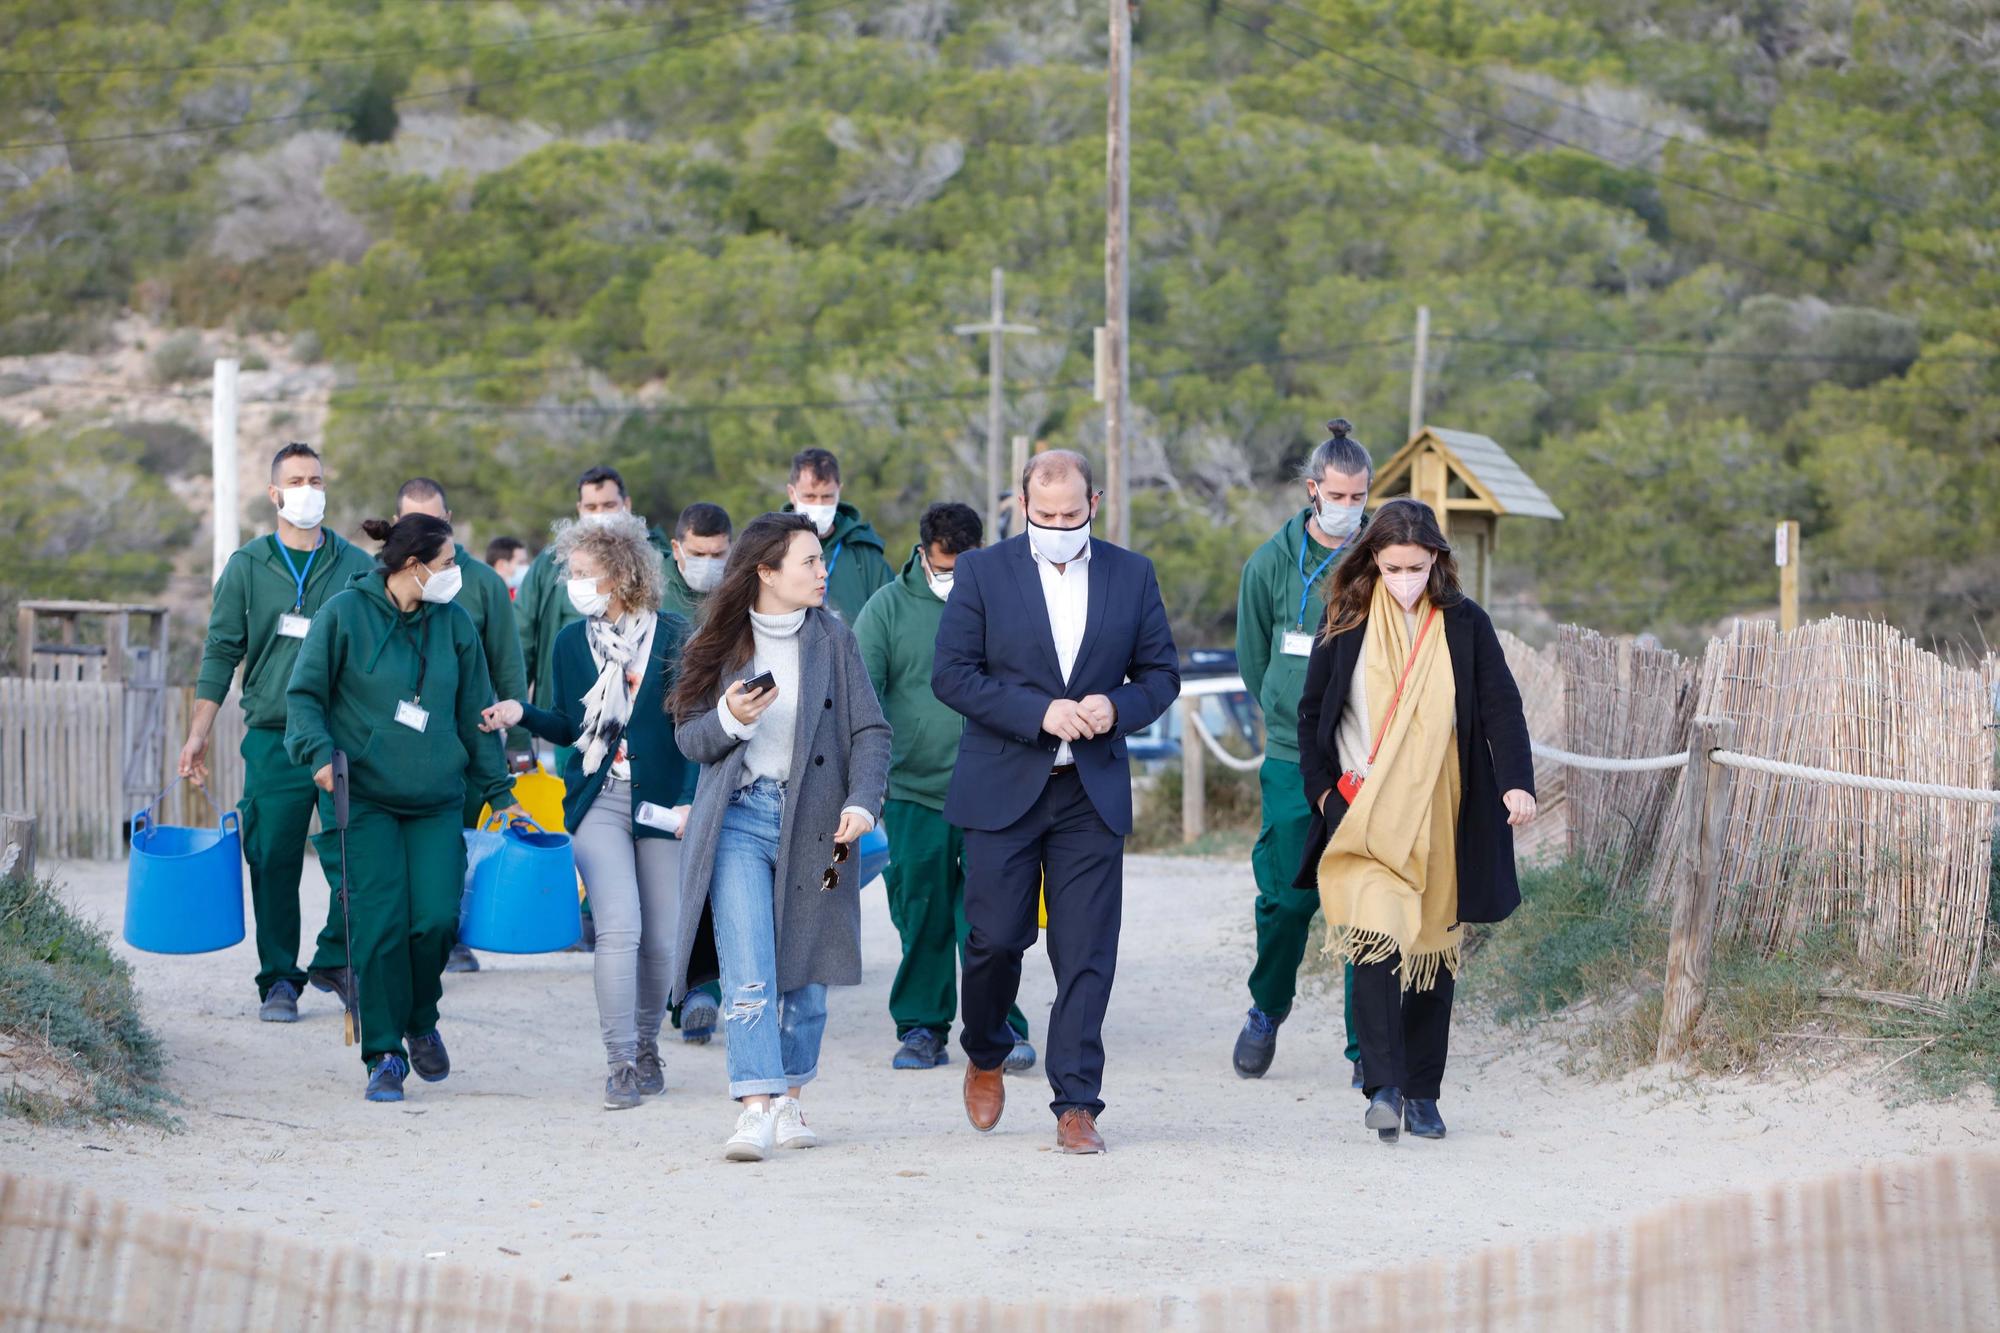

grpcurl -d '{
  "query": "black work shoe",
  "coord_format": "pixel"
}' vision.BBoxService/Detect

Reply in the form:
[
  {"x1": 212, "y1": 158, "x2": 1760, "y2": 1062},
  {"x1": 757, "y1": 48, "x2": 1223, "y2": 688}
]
[
  {"x1": 635, "y1": 1042, "x2": 666, "y2": 1096},
  {"x1": 680, "y1": 991, "x2": 719, "y2": 1045},
  {"x1": 603, "y1": 1062, "x2": 643, "y2": 1110},
  {"x1": 892, "y1": 1028, "x2": 950, "y2": 1070},
  {"x1": 1003, "y1": 1035, "x2": 1038, "y2": 1074},
  {"x1": 365, "y1": 1055, "x2": 408, "y2": 1103},
  {"x1": 406, "y1": 1029, "x2": 450, "y2": 1082},
  {"x1": 1365, "y1": 1087, "x2": 1405, "y2": 1145},
  {"x1": 1405, "y1": 1097, "x2": 1446, "y2": 1139},
  {"x1": 258, "y1": 979, "x2": 300, "y2": 1023},
  {"x1": 1350, "y1": 1059, "x2": 1365, "y2": 1092},
  {"x1": 444, "y1": 943, "x2": 480, "y2": 973},
  {"x1": 307, "y1": 966, "x2": 354, "y2": 1011},
  {"x1": 1232, "y1": 1007, "x2": 1281, "y2": 1079}
]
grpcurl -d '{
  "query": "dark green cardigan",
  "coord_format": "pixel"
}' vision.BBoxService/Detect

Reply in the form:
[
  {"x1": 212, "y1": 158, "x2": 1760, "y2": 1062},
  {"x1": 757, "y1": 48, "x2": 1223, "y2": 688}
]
[{"x1": 518, "y1": 613, "x2": 698, "y2": 839}]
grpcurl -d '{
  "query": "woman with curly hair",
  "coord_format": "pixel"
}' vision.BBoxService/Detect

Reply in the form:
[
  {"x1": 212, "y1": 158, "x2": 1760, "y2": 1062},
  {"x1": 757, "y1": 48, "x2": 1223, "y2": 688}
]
[{"x1": 482, "y1": 514, "x2": 699, "y2": 1110}]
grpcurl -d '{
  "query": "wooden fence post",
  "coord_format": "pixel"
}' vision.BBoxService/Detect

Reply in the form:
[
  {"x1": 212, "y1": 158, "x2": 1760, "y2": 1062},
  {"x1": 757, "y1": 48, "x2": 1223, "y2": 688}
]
[
  {"x1": 1181, "y1": 695, "x2": 1206, "y2": 844},
  {"x1": 1656, "y1": 716, "x2": 1738, "y2": 1063},
  {"x1": 1, "y1": 813, "x2": 36, "y2": 882}
]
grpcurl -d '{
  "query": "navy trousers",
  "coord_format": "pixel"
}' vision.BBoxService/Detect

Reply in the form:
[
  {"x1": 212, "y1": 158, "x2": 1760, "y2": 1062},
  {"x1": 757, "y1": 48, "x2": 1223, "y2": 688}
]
[{"x1": 960, "y1": 770, "x2": 1123, "y2": 1119}]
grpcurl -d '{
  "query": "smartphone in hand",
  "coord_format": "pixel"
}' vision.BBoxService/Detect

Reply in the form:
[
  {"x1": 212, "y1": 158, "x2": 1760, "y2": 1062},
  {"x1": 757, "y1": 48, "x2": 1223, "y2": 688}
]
[{"x1": 741, "y1": 669, "x2": 778, "y2": 696}]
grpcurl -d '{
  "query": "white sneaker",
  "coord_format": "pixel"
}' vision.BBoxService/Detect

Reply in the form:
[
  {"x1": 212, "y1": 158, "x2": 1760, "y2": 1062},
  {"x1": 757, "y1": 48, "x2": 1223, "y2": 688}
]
[
  {"x1": 773, "y1": 1096, "x2": 819, "y2": 1149},
  {"x1": 724, "y1": 1104, "x2": 776, "y2": 1162}
]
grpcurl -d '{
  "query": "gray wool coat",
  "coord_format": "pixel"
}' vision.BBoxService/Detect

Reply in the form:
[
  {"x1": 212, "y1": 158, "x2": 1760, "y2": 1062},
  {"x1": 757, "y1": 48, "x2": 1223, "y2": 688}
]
[{"x1": 669, "y1": 607, "x2": 893, "y2": 1002}]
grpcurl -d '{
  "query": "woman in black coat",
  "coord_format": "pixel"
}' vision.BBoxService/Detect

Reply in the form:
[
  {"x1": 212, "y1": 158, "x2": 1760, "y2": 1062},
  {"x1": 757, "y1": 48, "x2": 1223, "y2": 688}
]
[{"x1": 1294, "y1": 497, "x2": 1537, "y2": 1144}]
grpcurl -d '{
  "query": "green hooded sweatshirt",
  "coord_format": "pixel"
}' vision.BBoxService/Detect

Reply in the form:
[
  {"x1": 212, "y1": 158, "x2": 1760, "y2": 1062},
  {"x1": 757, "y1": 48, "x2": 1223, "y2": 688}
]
[
  {"x1": 1235, "y1": 506, "x2": 1366, "y2": 766},
  {"x1": 516, "y1": 522, "x2": 673, "y2": 711},
  {"x1": 195, "y1": 529, "x2": 376, "y2": 730},
  {"x1": 853, "y1": 545, "x2": 960, "y2": 811},
  {"x1": 284, "y1": 571, "x2": 514, "y2": 817},
  {"x1": 784, "y1": 500, "x2": 892, "y2": 624},
  {"x1": 453, "y1": 541, "x2": 529, "y2": 751}
]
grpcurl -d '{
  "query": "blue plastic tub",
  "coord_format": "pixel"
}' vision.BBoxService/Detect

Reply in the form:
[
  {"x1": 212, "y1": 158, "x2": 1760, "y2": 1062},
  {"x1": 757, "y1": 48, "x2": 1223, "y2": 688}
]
[
  {"x1": 857, "y1": 825, "x2": 890, "y2": 889},
  {"x1": 125, "y1": 807, "x2": 246, "y2": 954},
  {"x1": 460, "y1": 818, "x2": 580, "y2": 954}
]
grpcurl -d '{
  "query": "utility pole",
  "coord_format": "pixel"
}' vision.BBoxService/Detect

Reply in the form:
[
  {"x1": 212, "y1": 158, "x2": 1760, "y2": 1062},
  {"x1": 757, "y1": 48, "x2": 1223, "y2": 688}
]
[
  {"x1": 1103, "y1": 0, "x2": 1133, "y2": 544},
  {"x1": 1407, "y1": 305, "x2": 1430, "y2": 441},
  {"x1": 954, "y1": 268, "x2": 1037, "y2": 542},
  {"x1": 211, "y1": 357, "x2": 240, "y2": 586}
]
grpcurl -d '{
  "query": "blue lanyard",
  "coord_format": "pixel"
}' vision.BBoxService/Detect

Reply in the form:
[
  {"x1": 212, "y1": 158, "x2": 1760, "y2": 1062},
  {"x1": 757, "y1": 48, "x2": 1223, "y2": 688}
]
[
  {"x1": 824, "y1": 539, "x2": 844, "y2": 583},
  {"x1": 274, "y1": 534, "x2": 323, "y2": 613},
  {"x1": 1296, "y1": 530, "x2": 1345, "y2": 630}
]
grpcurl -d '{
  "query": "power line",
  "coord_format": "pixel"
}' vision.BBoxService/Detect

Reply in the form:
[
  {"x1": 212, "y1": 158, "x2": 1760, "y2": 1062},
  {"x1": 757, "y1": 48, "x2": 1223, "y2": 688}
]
[
  {"x1": 0, "y1": 0, "x2": 848, "y2": 153},
  {"x1": 0, "y1": 4, "x2": 746, "y2": 78}
]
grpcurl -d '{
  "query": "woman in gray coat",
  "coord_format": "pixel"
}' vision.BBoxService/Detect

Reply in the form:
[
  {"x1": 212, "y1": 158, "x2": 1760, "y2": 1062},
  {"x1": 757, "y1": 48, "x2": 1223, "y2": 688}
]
[{"x1": 668, "y1": 512, "x2": 892, "y2": 1162}]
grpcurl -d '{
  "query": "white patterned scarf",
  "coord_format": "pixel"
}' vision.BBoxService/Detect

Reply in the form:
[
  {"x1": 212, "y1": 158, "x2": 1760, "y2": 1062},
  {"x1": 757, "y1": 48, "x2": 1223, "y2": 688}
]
[{"x1": 578, "y1": 609, "x2": 654, "y2": 776}]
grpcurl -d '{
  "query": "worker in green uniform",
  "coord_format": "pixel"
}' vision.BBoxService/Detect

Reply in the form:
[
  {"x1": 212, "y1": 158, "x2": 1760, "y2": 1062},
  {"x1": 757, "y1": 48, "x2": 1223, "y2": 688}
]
[
  {"x1": 659, "y1": 500, "x2": 732, "y2": 1040},
  {"x1": 854, "y1": 502, "x2": 1035, "y2": 1074},
  {"x1": 393, "y1": 477, "x2": 531, "y2": 975},
  {"x1": 180, "y1": 441, "x2": 375, "y2": 1024},
  {"x1": 662, "y1": 500, "x2": 731, "y2": 625},
  {"x1": 1231, "y1": 419, "x2": 1374, "y2": 1087},
  {"x1": 781, "y1": 447, "x2": 891, "y2": 623},
  {"x1": 285, "y1": 512, "x2": 522, "y2": 1103},
  {"x1": 515, "y1": 465, "x2": 673, "y2": 954}
]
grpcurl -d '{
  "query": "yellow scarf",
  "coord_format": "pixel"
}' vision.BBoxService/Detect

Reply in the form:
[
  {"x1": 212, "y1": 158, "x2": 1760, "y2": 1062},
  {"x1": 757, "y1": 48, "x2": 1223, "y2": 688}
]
[{"x1": 1317, "y1": 579, "x2": 1462, "y2": 992}]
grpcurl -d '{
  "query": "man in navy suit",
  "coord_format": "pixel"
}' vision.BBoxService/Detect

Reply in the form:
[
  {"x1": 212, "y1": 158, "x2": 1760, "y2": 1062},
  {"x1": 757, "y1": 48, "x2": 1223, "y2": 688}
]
[{"x1": 932, "y1": 450, "x2": 1180, "y2": 1154}]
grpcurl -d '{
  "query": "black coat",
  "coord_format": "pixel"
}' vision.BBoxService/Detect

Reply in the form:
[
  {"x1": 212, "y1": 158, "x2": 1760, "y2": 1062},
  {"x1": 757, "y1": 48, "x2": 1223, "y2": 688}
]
[{"x1": 1291, "y1": 597, "x2": 1536, "y2": 925}]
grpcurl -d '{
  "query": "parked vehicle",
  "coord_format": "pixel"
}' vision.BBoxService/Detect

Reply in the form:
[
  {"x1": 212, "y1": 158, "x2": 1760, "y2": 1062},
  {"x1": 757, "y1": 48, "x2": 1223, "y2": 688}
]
[{"x1": 1127, "y1": 648, "x2": 1262, "y2": 770}]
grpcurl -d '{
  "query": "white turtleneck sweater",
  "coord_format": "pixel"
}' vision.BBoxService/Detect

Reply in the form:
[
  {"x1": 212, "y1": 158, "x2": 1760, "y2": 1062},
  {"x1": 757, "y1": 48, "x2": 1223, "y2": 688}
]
[{"x1": 715, "y1": 605, "x2": 877, "y2": 832}]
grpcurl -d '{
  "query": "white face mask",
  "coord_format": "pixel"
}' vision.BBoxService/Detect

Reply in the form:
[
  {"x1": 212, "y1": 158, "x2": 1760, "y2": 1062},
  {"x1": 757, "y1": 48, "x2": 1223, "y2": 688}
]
[
  {"x1": 1381, "y1": 568, "x2": 1431, "y2": 611},
  {"x1": 417, "y1": 561, "x2": 462, "y2": 605},
  {"x1": 578, "y1": 509, "x2": 622, "y2": 529},
  {"x1": 925, "y1": 566, "x2": 955, "y2": 600},
  {"x1": 1027, "y1": 515, "x2": 1091, "y2": 565},
  {"x1": 682, "y1": 555, "x2": 726, "y2": 593},
  {"x1": 567, "y1": 576, "x2": 611, "y2": 618},
  {"x1": 1312, "y1": 491, "x2": 1365, "y2": 541},
  {"x1": 796, "y1": 500, "x2": 838, "y2": 536},
  {"x1": 277, "y1": 484, "x2": 326, "y2": 530},
  {"x1": 503, "y1": 563, "x2": 528, "y2": 592}
]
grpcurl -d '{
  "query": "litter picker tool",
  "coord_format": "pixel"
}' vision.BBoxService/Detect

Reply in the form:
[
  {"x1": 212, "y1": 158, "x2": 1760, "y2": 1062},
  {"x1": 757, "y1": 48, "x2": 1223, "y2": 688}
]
[{"x1": 331, "y1": 750, "x2": 360, "y2": 1048}]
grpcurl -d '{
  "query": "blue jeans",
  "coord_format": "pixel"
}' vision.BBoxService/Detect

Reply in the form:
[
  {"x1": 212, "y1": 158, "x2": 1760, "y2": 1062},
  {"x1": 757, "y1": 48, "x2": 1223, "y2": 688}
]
[{"x1": 711, "y1": 779, "x2": 829, "y2": 1099}]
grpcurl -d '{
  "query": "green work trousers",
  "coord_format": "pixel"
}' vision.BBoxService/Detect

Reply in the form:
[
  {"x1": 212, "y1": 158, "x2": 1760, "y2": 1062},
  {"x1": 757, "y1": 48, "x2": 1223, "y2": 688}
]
[
  {"x1": 884, "y1": 799, "x2": 1028, "y2": 1042},
  {"x1": 312, "y1": 794, "x2": 466, "y2": 1066},
  {"x1": 1247, "y1": 758, "x2": 1359, "y2": 1063},
  {"x1": 238, "y1": 726, "x2": 339, "y2": 998}
]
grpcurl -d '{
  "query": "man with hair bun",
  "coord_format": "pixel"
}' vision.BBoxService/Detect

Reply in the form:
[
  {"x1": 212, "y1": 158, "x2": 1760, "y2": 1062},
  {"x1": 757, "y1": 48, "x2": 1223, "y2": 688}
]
[{"x1": 179, "y1": 442, "x2": 374, "y2": 1023}]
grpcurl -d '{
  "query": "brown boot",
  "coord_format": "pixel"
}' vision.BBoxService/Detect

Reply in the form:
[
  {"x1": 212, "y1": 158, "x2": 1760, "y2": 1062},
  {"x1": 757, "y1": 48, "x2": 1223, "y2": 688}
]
[
  {"x1": 1056, "y1": 1109, "x2": 1106, "y2": 1154},
  {"x1": 963, "y1": 1061, "x2": 1005, "y2": 1132}
]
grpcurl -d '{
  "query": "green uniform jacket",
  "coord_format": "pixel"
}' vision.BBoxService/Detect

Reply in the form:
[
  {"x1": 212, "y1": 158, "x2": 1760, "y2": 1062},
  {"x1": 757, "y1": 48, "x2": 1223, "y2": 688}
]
[
  {"x1": 518, "y1": 614, "x2": 699, "y2": 838},
  {"x1": 284, "y1": 571, "x2": 515, "y2": 817},
  {"x1": 452, "y1": 542, "x2": 529, "y2": 752},
  {"x1": 784, "y1": 500, "x2": 892, "y2": 623},
  {"x1": 195, "y1": 530, "x2": 375, "y2": 730},
  {"x1": 516, "y1": 524, "x2": 673, "y2": 711},
  {"x1": 1236, "y1": 507, "x2": 1365, "y2": 766},
  {"x1": 659, "y1": 555, "x2": 709, "y2": 628},
  {"x1": 853, "y1": 546, "x2": 959, "y2": 811}
]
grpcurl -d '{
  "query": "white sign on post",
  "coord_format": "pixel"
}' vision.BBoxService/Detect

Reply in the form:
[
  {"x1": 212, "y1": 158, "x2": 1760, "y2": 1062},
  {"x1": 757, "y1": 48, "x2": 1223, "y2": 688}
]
[{"x1": 1775, "y1": 522, "x2": 1789, "y2": 568}]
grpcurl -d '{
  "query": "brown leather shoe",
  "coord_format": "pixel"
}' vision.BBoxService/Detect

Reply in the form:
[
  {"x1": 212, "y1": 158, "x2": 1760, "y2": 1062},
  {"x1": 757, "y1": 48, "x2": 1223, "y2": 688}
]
[
  {"x1": 1056, "y1": 1109, "x2": 1106, "y2": 1154},
  {"x1": 963, "y1": 1061, "x2": 1005, "y2": 1132}
]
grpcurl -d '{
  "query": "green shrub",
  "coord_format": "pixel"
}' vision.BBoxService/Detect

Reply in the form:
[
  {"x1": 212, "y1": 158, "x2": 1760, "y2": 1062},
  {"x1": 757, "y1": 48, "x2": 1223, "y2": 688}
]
[
  {"x1": 149, "y1": 331, "x2": 213, "y2": 385},
  {"x1": 0, "y1": 874, "x2": 174, "y2": 1128}
]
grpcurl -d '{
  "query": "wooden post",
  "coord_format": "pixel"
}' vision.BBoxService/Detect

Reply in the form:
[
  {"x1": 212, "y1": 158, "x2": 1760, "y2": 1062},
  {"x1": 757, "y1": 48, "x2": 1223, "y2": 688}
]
[
  {"x1": 1776, "y1": 519, "x2": 1800, "y2": 632},
  {"x1": 1180, "y1": 695, "x2": 1205, "y2": 844},
  {"x1": 954, "y1": 269, "x2": 1037, "y2": 544},
  {"x1": 1407, "y1": 304, "x2": 1430, "y2": 441},
  {"x1": 1655, "y1": 716, "x2": 1739, "y2": 1063},
  {"x1": 0, "y1": 813, "x2": 35, "y2": 883},
  {"x1": 212, "y1": 357, "x2": 240, "y2": 586},
  {"x1": 1103, "y1": 0, "x2": 1132, "y2": 546}
]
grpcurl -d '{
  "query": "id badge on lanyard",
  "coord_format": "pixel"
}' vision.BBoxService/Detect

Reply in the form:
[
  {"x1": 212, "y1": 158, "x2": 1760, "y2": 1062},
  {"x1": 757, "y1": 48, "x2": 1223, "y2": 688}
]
[
  {"x1": 395, "y1": 699, "x2": 430, "y2": 733},
  {"x1": 1281, "y1": 630, "x2": 1315, "y2": 657},
  {"x1": 278, "y1": 614, "x2": 311, "y2": 639}
]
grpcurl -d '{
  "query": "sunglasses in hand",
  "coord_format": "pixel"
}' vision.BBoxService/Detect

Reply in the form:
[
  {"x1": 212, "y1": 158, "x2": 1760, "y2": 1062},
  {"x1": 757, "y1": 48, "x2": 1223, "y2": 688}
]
[{"x1": 820, "y1": 840, "x2": 852, "y2": 891}]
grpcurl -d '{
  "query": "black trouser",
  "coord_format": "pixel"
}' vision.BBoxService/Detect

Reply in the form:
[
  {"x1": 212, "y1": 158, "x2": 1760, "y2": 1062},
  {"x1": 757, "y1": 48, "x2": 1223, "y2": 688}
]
[
  {"x1": 1352, "y1": 954, "x2": 1455, "y2": 1101},
  {"x1": 961, "y1": 770, "x2": 1123, "y2": 1119}
]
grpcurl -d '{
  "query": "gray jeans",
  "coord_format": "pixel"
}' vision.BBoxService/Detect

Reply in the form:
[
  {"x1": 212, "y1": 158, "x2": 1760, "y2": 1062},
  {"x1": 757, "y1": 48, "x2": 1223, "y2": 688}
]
[{"x1": 571, "y1": 778, "x2": 682, "y2": 1065}]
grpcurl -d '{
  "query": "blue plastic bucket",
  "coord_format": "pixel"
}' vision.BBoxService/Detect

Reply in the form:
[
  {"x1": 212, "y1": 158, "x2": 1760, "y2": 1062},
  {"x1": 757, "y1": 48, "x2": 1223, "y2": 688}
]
[
  {"x1": 460, "y1": 817, "x2": 580, "y2": 954},
  {"x1": 857, "y1": 825, "x2": 890, "y2": 889},
  {"x1": 124, "y1": 787, "x2": 245, "y2": 954}
]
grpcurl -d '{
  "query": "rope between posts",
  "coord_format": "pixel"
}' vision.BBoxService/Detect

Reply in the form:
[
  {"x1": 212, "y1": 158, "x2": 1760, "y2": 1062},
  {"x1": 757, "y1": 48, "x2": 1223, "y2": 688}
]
[
  {"x1": 1709, "y1": 750, "x2": 2000, "y2": 806},
  {"x1": 1184, "y1": 710, "x2": 1265, "y2": 773},
  {"x1": 1530, "y1": 740, "x2": 1690, "y2": 773}
]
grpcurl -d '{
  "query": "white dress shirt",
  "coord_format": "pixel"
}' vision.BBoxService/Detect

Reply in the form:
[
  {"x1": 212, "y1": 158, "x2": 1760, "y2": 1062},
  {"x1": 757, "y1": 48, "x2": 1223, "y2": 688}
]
[{"x1": 1032, "y1": 539, "x2": 1091, "y2": 766}]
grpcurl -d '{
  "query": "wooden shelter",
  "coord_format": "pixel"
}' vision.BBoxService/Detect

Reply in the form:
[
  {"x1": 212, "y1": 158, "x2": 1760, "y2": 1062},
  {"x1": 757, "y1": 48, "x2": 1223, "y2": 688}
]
[{"x1": 1370, "y1": 426, "x2": 1563, "y2": 601}]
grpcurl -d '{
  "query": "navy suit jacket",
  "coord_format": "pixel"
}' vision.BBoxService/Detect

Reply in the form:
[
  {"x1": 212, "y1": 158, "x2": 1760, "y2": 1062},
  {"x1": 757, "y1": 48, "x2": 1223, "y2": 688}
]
[{"x1": 932, "y1": 534, "x2": 1180, "y2": 836}]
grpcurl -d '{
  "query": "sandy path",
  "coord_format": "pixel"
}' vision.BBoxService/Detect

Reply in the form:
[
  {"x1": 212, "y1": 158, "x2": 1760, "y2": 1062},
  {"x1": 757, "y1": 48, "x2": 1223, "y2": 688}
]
[{"x1": 5, "y1": 849, "x2": 1996, "y2": 1317}]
